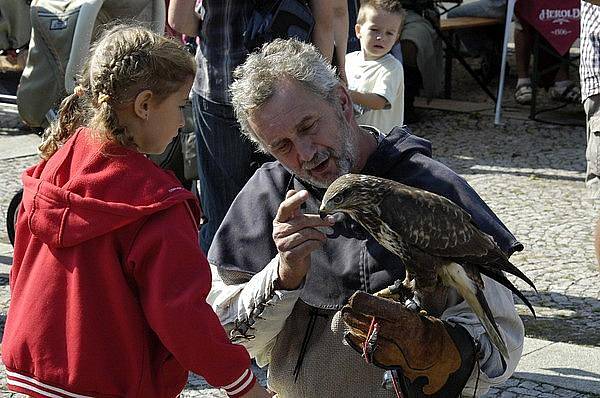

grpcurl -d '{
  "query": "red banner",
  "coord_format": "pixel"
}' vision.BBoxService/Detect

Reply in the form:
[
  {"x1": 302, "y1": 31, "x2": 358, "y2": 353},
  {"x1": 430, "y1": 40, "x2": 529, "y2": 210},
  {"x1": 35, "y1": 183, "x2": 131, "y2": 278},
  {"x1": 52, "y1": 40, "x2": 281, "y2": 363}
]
[{"x1": 515, "y1": 0, "x2": 581, "y2": 56}]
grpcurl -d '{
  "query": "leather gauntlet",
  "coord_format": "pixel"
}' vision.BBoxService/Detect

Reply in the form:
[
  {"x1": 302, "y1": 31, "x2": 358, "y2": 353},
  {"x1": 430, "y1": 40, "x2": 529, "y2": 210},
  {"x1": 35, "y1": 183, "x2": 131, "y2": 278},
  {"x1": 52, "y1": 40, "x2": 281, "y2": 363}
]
[{"x1": 341, "y1": 291, "x2": 477, "y2": 397}]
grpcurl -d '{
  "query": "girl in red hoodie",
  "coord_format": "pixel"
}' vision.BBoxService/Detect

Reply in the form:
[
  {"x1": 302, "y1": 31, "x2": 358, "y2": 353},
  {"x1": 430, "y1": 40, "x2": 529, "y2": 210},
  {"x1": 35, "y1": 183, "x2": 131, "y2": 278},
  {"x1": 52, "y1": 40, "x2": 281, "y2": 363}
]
[{"x1": 2, "y1": 24, "x2": 270, "y2": 398}]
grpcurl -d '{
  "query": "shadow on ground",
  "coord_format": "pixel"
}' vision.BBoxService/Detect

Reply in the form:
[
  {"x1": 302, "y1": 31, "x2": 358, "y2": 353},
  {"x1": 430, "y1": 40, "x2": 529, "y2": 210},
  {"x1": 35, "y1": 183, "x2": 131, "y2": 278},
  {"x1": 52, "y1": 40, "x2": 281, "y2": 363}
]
[
  {"x1": 513, "y1": 371, "x2": 600, "y2": 397},
  {"x1": 515, "y1": 290, "x2": 600, "y2": 347},
  {"x1": 415, "y1": 106, "x2": 586, "y2": 177}
]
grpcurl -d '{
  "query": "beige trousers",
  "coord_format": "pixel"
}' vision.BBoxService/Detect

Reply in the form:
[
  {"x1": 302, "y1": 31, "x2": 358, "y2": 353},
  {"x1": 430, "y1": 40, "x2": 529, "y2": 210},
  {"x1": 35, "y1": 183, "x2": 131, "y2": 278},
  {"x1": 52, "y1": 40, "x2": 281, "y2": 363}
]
[{"x1": 585, "y1": 94, "x2": 600, "y2": 199}]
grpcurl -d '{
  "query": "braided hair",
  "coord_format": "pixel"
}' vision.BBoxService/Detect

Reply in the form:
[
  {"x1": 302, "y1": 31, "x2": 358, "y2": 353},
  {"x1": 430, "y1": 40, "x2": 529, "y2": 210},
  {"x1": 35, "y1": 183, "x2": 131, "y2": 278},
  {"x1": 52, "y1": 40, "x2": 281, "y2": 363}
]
[{"x1": 39, "y1": 24, "x2": 196, "y2": 159}]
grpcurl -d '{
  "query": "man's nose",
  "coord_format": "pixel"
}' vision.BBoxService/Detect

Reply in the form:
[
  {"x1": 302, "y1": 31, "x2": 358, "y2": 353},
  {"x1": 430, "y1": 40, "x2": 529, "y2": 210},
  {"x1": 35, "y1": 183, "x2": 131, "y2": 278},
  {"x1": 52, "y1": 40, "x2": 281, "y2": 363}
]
[{"x1": 295, "y1": 137, "x2": 316, "y2": 163}]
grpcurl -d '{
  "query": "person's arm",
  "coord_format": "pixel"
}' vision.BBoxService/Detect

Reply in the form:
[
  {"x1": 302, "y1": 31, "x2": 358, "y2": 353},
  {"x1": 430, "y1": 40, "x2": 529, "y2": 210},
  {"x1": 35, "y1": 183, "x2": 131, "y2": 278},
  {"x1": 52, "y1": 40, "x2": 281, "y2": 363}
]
[
  {"x1": 309, "y1": 0, "x2": 335, "y2": 62},
  {"x1": 128, "y1": 203, "x2": 267, "y2": 396},
  {"x1": 349, "y1": 61, "x2": 403, "y2": 111},
  {"x1": 349, "y1": 90, "x2": 389, "y2": 110},
  {"x1": 343, "y1": 275, "x2": 522, "y2": 396},
  {"x1": 208, "y1": 190, "x2": 336, "y2": 365},
  {"x1": 208, "y1": 258, "x2": 301, "y2": 366},
  {"x1": 441, "y1": 277, "x2": 524, "y2": 395},
  {"x1": 586, "y1": 0, "x2": 600, "y2": 6},
  {"x1": 332, "y1": 0, "x2": 349, "y2": 83},
  {"x1": 168, "y1": 0, "x2": 201, "y2": 37}
]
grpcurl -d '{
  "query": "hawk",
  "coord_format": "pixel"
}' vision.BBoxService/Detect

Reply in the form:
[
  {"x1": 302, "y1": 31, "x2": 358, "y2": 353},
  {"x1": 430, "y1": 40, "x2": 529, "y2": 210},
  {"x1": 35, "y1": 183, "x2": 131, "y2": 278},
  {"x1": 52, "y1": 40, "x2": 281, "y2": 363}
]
[{"x1": 319, "y1": 174, "x2": 536, "y2": 359}]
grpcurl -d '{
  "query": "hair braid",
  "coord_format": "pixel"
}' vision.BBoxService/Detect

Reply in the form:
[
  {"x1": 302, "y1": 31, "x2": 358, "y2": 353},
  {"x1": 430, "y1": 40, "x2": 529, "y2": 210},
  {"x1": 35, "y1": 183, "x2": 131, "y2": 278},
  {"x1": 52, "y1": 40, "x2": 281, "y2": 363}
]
[{"x1": 39, "y1": 92, "x2": 85, "y2": 159}]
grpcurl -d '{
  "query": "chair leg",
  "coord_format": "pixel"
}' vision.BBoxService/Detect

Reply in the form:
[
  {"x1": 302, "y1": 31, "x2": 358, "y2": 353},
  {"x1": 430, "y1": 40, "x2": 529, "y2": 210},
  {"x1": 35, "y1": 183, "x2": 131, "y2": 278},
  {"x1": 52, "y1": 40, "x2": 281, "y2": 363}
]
[
  {"x1": 445, "y1": 44, "x2": 453, "y2": 99},
  {"x1": 530, "y1": 31, "x2": 540, "y2": 120},
  {"x1": 427, "y1": 17, "x2": 497, "y2": 102}
]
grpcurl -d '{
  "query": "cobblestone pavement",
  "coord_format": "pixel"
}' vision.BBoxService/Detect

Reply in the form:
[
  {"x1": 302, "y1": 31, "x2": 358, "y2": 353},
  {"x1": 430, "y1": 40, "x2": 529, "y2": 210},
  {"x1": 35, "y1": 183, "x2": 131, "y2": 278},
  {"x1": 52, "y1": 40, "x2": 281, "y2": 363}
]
[
  {"x1": 0, "y1": 63, "x2": 599, "y2": 397},
  {"x1": 485, "y1": 378, "x2": 596, "y2": 398}
]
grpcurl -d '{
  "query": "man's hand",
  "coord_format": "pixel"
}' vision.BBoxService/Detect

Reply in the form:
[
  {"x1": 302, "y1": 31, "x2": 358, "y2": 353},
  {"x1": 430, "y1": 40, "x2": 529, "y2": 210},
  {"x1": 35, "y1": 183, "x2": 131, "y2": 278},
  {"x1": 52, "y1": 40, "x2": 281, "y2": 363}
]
[
  {"x1": 272, "y1": 190, "x2": 335, "y2": 290},
  {"x1": 342, "y1": 291, "x2": 477, "y2": 396}
]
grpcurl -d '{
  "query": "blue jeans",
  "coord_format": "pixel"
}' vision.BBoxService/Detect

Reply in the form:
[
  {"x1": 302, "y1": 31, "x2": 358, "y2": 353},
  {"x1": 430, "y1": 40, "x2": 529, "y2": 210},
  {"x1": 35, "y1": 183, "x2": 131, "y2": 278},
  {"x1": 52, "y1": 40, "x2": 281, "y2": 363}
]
[{"x1": 192, "y1": 94, "x2": 263, "y2": 253}]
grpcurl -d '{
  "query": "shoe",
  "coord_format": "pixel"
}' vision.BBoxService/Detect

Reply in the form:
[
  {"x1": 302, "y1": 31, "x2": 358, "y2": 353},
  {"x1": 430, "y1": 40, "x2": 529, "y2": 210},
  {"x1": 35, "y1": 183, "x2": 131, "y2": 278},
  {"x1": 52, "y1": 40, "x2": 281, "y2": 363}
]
[
  {"x1": 549, "y1": 83, "x2": 580, "y2": 104},
  {"x1": 514, "y1": 84, "x2": 532, "y2": 105}
]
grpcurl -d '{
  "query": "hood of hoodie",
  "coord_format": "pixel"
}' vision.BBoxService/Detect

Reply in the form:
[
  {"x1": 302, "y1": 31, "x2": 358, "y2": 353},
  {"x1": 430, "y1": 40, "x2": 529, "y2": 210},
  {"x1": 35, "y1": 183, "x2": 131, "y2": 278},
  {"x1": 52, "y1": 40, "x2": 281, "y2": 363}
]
[
  {"x1": 361, "y1": 126, "x2": 432, "y2": 176},
  {"x1": 21, "y1": 128, "x2": 198, "y2": 248}
]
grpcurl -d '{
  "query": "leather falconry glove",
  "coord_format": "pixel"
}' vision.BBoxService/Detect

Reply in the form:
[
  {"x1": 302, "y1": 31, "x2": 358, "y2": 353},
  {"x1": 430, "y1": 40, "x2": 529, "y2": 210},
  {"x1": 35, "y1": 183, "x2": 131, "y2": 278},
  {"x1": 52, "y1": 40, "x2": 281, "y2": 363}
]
[{"x1": 342, "y1": 291, "x2": 477, "y2": 397}]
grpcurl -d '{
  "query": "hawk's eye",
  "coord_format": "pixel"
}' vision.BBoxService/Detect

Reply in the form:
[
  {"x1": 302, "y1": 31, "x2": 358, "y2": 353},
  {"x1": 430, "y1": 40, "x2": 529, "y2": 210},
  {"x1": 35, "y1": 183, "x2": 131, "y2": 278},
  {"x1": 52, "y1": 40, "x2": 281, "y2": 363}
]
[{"x1": 332, "y1": 195, "x2": 344, "y2": 205}]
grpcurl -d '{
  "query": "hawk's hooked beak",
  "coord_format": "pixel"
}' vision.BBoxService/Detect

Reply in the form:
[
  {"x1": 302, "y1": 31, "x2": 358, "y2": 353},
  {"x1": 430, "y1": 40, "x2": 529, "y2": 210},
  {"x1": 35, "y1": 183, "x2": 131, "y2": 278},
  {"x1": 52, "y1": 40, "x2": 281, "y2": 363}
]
[{"x1": 318, "y1": 201, "x2": 330, "y2": 219}]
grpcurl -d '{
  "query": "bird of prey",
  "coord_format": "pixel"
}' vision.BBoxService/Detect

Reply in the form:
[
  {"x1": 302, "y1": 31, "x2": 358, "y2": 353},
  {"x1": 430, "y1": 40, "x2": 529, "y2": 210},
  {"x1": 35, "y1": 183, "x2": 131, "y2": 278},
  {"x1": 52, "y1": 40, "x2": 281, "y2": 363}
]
[{"x1": 319, "y1": 173, "x2": 536, "y2": 359}]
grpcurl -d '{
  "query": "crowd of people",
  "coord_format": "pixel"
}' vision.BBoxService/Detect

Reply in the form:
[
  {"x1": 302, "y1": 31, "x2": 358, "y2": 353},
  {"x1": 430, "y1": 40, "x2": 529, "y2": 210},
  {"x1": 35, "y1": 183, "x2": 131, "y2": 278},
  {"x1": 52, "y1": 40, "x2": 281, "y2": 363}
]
[{"x1": 1, "y1": 0, "x2": 599, "y2": 397}]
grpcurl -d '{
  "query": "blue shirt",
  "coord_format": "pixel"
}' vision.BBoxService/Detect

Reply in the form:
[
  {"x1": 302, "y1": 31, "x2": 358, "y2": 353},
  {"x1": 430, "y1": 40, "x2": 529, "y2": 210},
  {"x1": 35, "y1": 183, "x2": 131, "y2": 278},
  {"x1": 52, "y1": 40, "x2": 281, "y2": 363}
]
[{"x1": 192, "y1": 0, "x2": 252, "y2": 104}]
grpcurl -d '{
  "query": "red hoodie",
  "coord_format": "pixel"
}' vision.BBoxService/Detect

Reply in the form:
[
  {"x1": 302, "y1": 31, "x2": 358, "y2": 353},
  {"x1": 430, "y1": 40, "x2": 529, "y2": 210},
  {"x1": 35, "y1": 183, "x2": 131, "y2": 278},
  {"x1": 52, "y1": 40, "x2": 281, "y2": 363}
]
[{"x1": 2, "y1": 128, "x2": 256, "y2": 397}]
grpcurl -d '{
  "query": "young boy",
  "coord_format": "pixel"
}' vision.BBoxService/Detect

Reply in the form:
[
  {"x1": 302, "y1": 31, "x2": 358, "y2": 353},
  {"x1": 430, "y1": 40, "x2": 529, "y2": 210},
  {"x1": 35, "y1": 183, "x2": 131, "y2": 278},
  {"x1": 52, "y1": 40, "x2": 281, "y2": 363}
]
[{"x1": 345, "y1": 0, "x2": 406, "y2": 133}]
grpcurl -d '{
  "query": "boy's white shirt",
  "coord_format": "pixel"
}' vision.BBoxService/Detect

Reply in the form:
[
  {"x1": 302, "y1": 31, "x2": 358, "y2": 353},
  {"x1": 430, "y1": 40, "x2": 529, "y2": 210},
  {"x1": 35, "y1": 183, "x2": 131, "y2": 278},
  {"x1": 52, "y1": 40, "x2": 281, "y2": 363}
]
[
  {"x1": 208, "y1": 257, "x2": 524, "y2": 396},
  {"x1": 345, "y1": 50, "x2": 405, "y2": 134}
]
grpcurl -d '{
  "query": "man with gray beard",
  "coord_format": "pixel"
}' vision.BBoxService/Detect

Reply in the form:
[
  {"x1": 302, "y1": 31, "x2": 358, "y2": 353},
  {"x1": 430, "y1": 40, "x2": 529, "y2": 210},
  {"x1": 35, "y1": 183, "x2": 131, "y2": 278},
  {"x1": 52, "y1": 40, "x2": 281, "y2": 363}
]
[{"x1": 206, "y1": 39, "x2": 525, "y2": 397}]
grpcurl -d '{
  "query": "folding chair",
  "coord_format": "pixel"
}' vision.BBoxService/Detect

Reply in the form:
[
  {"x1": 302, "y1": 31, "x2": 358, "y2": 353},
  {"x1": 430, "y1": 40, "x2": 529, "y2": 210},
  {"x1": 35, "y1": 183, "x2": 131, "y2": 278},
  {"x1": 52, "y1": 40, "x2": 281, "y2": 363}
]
[
  {"x1": 529, "y1": 29, "x2": 580, "y2": 121},
  {"x1": 494, "y1": 0, "x2": 574, "y2": 124},
  {"x1": 494, "y1": 0, "x2": 516, "y2": 124},
  {"x1": 431, "y1": 0, "x2": 503, "y2": 101}
]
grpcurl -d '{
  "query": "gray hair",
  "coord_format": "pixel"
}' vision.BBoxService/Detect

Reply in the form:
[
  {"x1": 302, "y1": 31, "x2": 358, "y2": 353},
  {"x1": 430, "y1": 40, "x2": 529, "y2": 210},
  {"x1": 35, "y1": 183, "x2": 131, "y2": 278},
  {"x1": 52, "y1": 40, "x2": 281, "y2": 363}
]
[{"x1": 230, "y1": 38, "x2": 339, "y2": 152}]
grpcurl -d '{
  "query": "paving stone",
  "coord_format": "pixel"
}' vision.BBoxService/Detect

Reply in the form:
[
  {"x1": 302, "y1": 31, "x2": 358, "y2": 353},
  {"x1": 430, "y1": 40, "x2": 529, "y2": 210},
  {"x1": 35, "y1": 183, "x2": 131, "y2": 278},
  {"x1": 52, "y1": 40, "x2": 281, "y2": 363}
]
[
  {"x1": 554, "y1": 389, "x2": 584, "y2": 398},
  {"x1": 502, "y1": 378, "x2": 521, "y2": 388},
  {"x1": 521, "y1": 380, "x2": 545, "y2": 391},
  {"x1": 508, "y1": 386, "x2": 539, "y2": 395}
]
